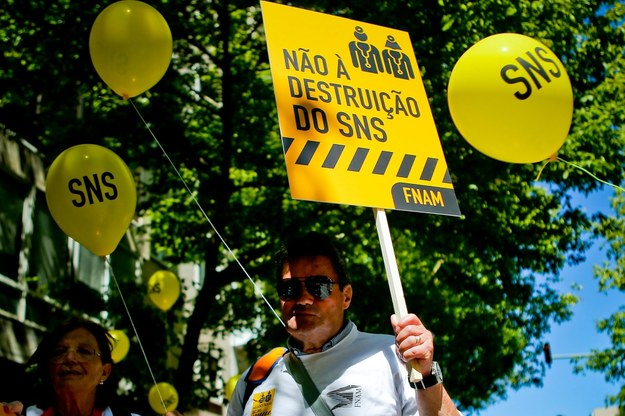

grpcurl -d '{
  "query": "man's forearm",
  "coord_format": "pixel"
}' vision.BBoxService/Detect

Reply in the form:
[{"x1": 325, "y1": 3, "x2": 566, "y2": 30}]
[{"x1": 415, "y1": 384, "x2": 461, "y2": 416}]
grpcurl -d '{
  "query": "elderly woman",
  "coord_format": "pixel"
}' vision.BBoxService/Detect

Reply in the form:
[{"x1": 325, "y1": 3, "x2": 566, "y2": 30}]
[
  {"x1": 0, "y1": 318, "x2": 132, "y2": 416},
  {"x1": 25, "y1": 318, "x2": 122, "y2": 416},
  {"x1": 2, "y1": 319, "x2": 185, "y2": 416}
]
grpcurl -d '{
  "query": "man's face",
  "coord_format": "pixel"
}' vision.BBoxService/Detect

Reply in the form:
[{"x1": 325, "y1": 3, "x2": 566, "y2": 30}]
[{"x1": 279, "y1": 255, "x2": 352, "y2": 352}]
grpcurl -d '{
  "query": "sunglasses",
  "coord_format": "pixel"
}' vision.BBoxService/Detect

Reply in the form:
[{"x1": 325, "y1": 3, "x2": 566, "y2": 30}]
[{"x1": 277, "y1": 275, "x2": 341, "y2": 301}]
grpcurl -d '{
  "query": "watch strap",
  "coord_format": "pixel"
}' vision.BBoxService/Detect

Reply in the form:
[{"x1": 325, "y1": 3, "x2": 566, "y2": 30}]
[{"x1": 409, "y1": 361, "x2": 443, "y2": 390}]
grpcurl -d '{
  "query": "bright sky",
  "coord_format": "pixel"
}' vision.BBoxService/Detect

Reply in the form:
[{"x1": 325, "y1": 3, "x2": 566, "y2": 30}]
[{"x1": 478, "y1": 187, "x2": 625, "y2": 416}]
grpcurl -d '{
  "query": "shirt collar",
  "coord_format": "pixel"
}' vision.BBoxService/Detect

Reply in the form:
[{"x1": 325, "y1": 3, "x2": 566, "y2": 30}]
[{"x1": 288, "y1": 320, "x2": 354, "y2": 355}]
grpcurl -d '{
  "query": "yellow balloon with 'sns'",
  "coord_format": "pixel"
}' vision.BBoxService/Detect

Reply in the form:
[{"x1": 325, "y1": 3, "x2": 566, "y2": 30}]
[
  {"x1": 447, "y1": 33, "x2": 573, "y2": 164},
  {"x1": 148, "y1": 382, "x2": 178, "y2": 413},
  {"x1": 108, "y1": 329, "x2": 130, "y2": 363},
  {"x1": 148, "y1": 270, "x2": 181, "y2": 312},
  {"x1": 45, "y1": 144, "x2": 136, "y2": 256}
]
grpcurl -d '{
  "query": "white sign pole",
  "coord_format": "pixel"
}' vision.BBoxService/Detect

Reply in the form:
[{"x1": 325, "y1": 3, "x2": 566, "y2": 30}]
[{"x1": 374, "y1": 208, "x2": 423, "y2": 382}]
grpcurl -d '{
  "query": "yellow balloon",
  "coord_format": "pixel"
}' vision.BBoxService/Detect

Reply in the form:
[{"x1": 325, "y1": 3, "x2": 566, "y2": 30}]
[
  {"x1": 148, "y1": 270, "x2": 181, "y2": 312},
  {"x1": 89, "y1": 0, "x2": 173, "y2": 99},
  {"x1": 109, "y1": 329, "x2": 130, "y2": 363},
  {"x1": 447, "y1": 33, "x2": 573, "y2": 163},
  {"x1": 224, "y1": 374, "x2": 240, "y2": 401},
  {"x1": 45, "y1": 144, "x2": 137, "y2": 256},
  {"x1": 148, "y1": 382, "x2": 178, "y2": 413}
]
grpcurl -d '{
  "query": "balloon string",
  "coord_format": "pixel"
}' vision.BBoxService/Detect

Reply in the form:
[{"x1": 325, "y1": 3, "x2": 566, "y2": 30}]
[
  {"x1": 556, "y1": 157, "x2": 625, "y2": 192},
  {"x1": 105, "y1": 256, "x2": 168, "y2": 412},
  {"x1": 128, "y1": 99, "x2": 285, "y2": 327},
  {"x1": 535, "y1": 155, "x2": 625, "y2": 193},
  {"x1": 534, "y1": 158, "x2": 552, "y2": 182}
]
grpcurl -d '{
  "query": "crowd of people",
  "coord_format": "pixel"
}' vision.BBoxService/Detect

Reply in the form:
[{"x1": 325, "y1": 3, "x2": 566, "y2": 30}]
[{"x1": 3, "y1": 232, "x2": 460, "y2": 416}]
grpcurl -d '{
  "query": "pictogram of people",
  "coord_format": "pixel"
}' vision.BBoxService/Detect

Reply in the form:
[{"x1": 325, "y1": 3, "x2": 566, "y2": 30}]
[
  {"x1": 382, "y1": 35, "x2": 415, "y2": 80},
  {"x1": 348, "y1": 27, "x2": 414, "y2": 80},
  {"x1": 349, "y1": 26, "x2": 383, "y2": 74}
]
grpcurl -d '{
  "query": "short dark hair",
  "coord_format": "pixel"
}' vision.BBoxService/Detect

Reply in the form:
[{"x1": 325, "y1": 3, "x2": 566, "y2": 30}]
[
  {"x1": 274, "y1": 232, "x2": 351, "y2": 289},
  {"x1": 27, "y1": 318, "x2": 115, "y2": 409}
]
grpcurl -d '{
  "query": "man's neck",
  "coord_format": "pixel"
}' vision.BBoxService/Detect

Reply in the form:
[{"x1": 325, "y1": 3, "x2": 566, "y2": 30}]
[{"x1": 289, "y1": 320, "x2": 353, "y2": 354}]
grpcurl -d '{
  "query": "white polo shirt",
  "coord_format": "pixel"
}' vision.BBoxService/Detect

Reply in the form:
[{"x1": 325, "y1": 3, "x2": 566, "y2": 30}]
[{"x1": 227, "y1": 322, "x2": 418, "y2": 415}]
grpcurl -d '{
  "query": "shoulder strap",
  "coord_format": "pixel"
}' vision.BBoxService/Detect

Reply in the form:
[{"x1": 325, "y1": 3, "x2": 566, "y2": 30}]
[
  {"x1": 285, "y1": 351, "x2": 336, "y2": 416},
  {"x1": 242, "y1": 347, "x2": 287, "y2": 405}
]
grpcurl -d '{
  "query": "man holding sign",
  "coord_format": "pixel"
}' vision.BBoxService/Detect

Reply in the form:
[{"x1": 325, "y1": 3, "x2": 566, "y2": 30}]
[{"x1": 227, "y1": 232, "x2": 460, "y2": 416}]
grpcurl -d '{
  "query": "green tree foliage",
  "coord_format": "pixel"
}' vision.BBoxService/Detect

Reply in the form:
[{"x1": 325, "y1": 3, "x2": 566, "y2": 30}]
[
  {"x1": 586, "y1": 189, "x2": 625, "y2": 412},
  {"x1": 2, "y1": 0, "x2": 625, "y2": 412}
]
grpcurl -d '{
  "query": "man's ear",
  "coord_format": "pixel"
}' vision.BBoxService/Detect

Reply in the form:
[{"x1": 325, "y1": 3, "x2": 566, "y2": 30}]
[{"x1": 342, "y1": 284, "x2": 353, "y2": 310}]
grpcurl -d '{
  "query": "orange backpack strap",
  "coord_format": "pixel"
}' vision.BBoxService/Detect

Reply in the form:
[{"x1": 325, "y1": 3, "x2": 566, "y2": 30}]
[{"x1": 242, "y1": 347, "x2": 287, "y2": 404}]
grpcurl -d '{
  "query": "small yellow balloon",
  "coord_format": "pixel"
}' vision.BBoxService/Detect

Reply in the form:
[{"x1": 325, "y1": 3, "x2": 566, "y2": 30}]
[
  {"x1": 148, "y1": 382, "x2": 178, "y2": 413},
  {"x1": 224, "y1": 374, "x2": 241, "y2": 401},
  {"x1": 109, "y1": 329, "x2": 130, "y2": 363},
  {"x1": 447, "y1": 33, "x2": 573, "y2": 163},
  {"x1": 148, "y1": 270, "x2": 181, "y2": 312},
  {"x1": 45, "y1": 144, "x2": 137, "y2": 256},
  {"x1": 89, "y1": 0, "x2": 173, "y2": 99}
]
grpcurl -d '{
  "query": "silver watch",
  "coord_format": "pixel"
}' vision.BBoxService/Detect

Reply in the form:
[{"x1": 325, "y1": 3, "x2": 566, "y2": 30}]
[{"x1": 409, "y1": 361, "x2": 443, "y2": 390}]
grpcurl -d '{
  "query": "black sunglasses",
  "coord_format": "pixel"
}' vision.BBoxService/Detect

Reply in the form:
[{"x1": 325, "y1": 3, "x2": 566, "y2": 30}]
[{"x1": 277, "y1": 275, "x2": 341, "y2": 301}]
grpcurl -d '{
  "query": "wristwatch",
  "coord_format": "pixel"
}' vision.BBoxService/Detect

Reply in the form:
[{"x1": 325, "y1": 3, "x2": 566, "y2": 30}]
[{"x1": 409, "y1": 361, "x2": 443, "y2": 389}]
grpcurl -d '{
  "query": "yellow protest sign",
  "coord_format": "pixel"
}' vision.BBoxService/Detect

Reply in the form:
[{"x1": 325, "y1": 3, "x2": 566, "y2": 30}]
[{"x1": 261, "y1": 1, "x2": 460, "y2": 216}]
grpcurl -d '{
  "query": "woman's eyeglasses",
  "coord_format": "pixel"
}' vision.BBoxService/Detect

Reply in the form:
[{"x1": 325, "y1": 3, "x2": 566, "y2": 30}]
[
  {"x1": 277, "y1": 275, "x2": 341, "y2": 301},
  {"x1": 50, "y1": 346, "x2": 101, "y2": 363}
]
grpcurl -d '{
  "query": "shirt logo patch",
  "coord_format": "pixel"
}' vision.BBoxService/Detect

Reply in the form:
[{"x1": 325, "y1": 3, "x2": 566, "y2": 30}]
[
  {"x1": 327, "y1": 385, "x2": 362, "y2": 409},
  {"x1": 251, "y1": 388, "x2": 275, "y2": 416}
]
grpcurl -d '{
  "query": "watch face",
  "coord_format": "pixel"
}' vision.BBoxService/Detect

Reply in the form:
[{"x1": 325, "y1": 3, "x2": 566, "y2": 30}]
[{"x1": 433, "y1": 362, "x2": 443, "y2": 381}]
